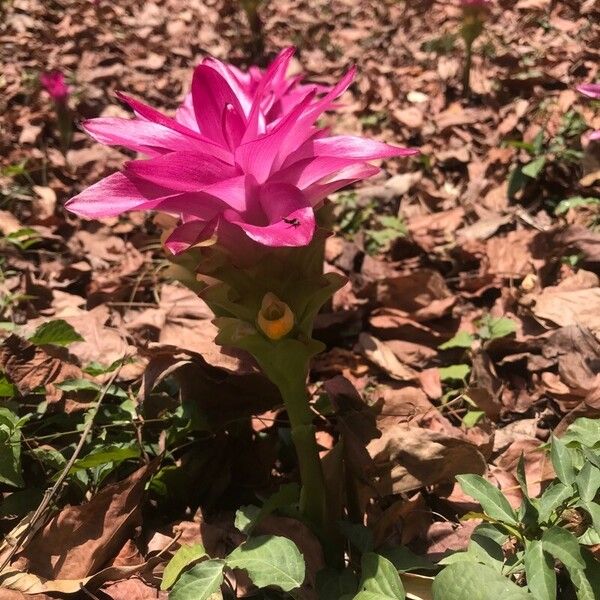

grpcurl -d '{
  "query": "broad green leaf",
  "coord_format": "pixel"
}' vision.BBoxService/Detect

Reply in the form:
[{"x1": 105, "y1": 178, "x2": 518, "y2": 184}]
[
  {"x1": 524, "y1": 541, "x2": 556, "y2": 600},
  {"x1": 235, "y1": 483, "x2": 300, "y2": 534},
  {"x1": 226, "y1": 535, "x2": 305, "y2": 592},
  {"x1": 439, "y1": 331, "x2": 475, "y2": 350},
  {"x1": 522, "y1": 156, "x2": 546, "y2": 179},
  {"x1": 462, "y1": 410, "x2": 485, "y2": 428},
  {"x1": 161, "y1": 543, "x2": 207, "y2": 590},
  {"x1": 439, "y1": 364, "x2": 471, "y2": 382},
  {"x1": 356, "y1": 553, "x2": 405, "y2": 599},
  {"x1": 576, "y1": 462, "x2": 600, "y2": 502},
  {"x1": 562, "y1": 418, "x2": 600, "y2": 449},
  {"x1": 550, "y1": 436, "x2": 575, "y2": 485},
  {"x1": 0, "y1": 407, "x2": 24, "y2": 487},
  {"x1": 456, "y1": 474, "x2": 518, "y2": 525},
  {"x1": 569, "y1": 567, "x2": 596, "y2": 600},
  {"x1": 537, "y1": 482, "x2": 573, "y2": 523},
  {"x1": 432, "y1": 562, "x2": 532, "y2": 600},
  {"x1": 541, "y1": 527, "x2": 585, "y2": 571},
  {"x1": 170, "y1": 559, "x2": 225, "y2": 600},
  {"x1": 28, "y1": 319, "x2": 83, "y2": 346},
  {"x1": 508, "y1": 165, "x2": 529, "y2": 198}
]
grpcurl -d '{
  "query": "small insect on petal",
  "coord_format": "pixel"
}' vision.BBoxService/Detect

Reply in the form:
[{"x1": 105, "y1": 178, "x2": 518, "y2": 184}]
[{"x1": 257, "y1": 292, "x2": 294, "y2": 340}]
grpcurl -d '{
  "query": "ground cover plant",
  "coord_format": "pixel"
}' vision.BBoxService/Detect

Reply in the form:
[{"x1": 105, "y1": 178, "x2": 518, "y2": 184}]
[{"x1": 0, "y1": 0, "x2": 599, "y2": 599}]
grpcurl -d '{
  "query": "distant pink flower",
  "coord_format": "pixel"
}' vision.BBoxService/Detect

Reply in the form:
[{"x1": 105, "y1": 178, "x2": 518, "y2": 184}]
[
  {"x1": 67, "y1": 48, "x2": 417, "y2": 253},
  {"x1": 40, "y1": 70, "x2": 70, "y2": 103},
  {"x1": 577, "y1": 83, "x2": 600, "y2": 141},
  {"x1": 577, "y1": 83, "x2": 600, "y2": 100}
]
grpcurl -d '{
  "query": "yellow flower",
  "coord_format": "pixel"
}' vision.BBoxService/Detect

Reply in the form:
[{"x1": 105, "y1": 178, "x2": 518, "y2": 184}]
[{"x1": 257, "y1": 293, "x2": 294, "y2": 340}]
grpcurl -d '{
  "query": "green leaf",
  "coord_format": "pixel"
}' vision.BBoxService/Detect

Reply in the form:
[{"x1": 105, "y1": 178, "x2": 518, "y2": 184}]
[
  {"x1": 316, "y1": 567, "x2": 358, "y2": 600},
  {"x1": 28, "y1": 319, "x2": 83, "y2": 347},
  {"x1": 477, "y1": 315, "x2": 517, "y2": 341},
  {"x1": 161, "y1": 543, "x2": 207, "y2": 590},
  {"x1": 0, "y1": 407, "x2": 24, "y2": 487},
  {"x1": 562, "y1": 418, "x2": 600, "y2": 448},
  {"x1": 457, "y1": 474, "x2": 518, "y2": 525},
  {"x1": 508, "y1": 165, "x2": 529, "y2": 198},
  {"x1": 432, "y1": 562, "x2": 532, "y2": 600},
  {"x1": 462, "y1": 410, "x2": 485, "y2": 428},
  {"x1": 579, "y1": 500, "x2": 600, "y2": 535},
  {"x1": 550, "y1": 436, "x2": 576, "y2": 485},
  {"x1": 54, "y1": 378, "x2": 127, "y2": 398},
  {"x1": 522, "y1": 156, "x2": 546, "y2": 179},
  {"x1": 537, "y1": 482, "x2": 574, "y2": 523},
  {"x1": 383, "y1": 546, "x2": 437, "y2": 573},
  {"x1": 356, "y1": 553, "x2": 405, "y2": 600},
  {"x1": 576, "y1": 462, "x2": 600, "y2": 503},
  {"x1": 0, "y1": 375, "x2": 16, "y2": 397},
  {"x1": 439, "y1": 331, "x2": 475, "y2": 350},
  {"x1": 541, "y1": 527, "x2": 585, "y2": 571},
  {"x1": 569, "y1": 567, "x2": 596, "y2": 600},
  {"x1": 70, "y1": 445, "x2": 140, "y2": 472},
  {"x1": 226, "y1": 535, "x2": 305, "y2": 592},
  {"x1": 339, "y1": 522, "x2": 374, "y2": 554},
  {"x1": 524, "y1": 541, "x2": 556, "y2": 600},
  {"x1": 235, "y1": 505, "x2": 262, "y2": 535},
  {"x1": 439, "y1": 364, "x2": 471, "y2": 382},
  {"x1": 169, "y1": 559, "x2": 225, "y2": 600},
  {"x1": 554, "y1": 196, "x2": 600, "y2": 216}
]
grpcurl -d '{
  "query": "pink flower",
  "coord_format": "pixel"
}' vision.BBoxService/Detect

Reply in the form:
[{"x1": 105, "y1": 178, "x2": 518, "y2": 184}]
[
  {"x1": 577, "y1": 83, "x2": 600, "y2": 140},
  {"x1": 40, "y1": 70, "x2": 70, "y2": 103},
  {"x1": 66, "y1": 48, "x2": 417, "y2": 253},
  {"x1": 577, "y1": 83, "x2": 600, "y2": 100}
]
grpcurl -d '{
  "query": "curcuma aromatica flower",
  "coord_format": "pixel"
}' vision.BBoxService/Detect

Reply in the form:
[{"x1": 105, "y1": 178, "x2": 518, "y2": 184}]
[
  {"x1": 66, "y1": 48, "x2": 417, "y2": 253},
  {"x1": 40, "y1": 70, "x2": 70, "y2": 103}
]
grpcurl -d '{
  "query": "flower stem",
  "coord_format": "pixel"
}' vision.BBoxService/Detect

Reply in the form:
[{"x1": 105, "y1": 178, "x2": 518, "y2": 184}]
[
  {"x1": 280, "y1": 376, "x2": 327, "y2": 532},
  {"x1": 462, "y1": 40, "x2": 473, "y2": 97}
]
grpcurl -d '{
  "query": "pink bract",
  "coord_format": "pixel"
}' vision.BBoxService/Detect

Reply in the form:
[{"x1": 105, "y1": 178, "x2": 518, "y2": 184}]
[
  {"x1": 66, "y1": 48, "x2": 418, "y2": 253},
  {"x1": 40, "y1": 70, "x2": 70, "y2": 102}
]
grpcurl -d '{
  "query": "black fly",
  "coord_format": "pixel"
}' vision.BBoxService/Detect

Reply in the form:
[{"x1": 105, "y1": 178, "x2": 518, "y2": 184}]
[{"x1": 283, "y1": 217, "x2": 301, "y2": 228}]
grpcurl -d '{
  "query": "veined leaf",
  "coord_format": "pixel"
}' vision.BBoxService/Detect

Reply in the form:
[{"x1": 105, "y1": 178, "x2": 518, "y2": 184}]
[
  {"x1": 457, "y1": 474, "x2": 518, "y2": 525},
  {"x1": 356, "y1": 553, "x2": 405, "y2": 600},
  {"x1": 169, "y1": 559, "x2": 225, "y2": 600},
  {"x1": 161, "y1": 543, "x2": 207, "y2": 590},
  {"x1": 226, "y1": 535, "x2": 305, "y2": 592},
  {"x1": 550, "y1": 436, "x2": 575, "y2": 485},
  {"x1": 524, "y1": 540, "x2": 556, "y2": 600},
  {"x1": 541, "y1": 527, "x2": 585, "y2": 571},
  {"x1": 28, "y1": 319, "x2": 83, "y2": 347}
]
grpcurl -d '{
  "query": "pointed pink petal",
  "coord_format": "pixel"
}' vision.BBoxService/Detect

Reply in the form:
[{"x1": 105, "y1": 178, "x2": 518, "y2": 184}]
[
  {"x1": 82, "y1": 117, "x2": 200, "y2": 156},
  {"x1": 225, "y1": 182, "x2": 315, "y2": 247},
  {"x1": 116, "y1": 92, "x2": 233, "y2": 164},
  {"x1": 303, "y1": 163, "x2": 381, "y2": 206},
  {"x1": 577, "y1": 83, "x2": 600, "y2": 99},
  {"x1": 124, "y1": 151, "x2": 237, "y2": 192},
  {"x1": 66, "y1": 172, "x2": 173, "y2": 217},
  {"x1": 137, "y1": 192, "x2": 226, "y2": 220},
  {"x1": 201, "y1": 58, "x2": 255, "y2": 116},
  {"x1": 271, "y1": 156, "x2": 361, "y2": 190},
  {"x1": 191, "y1": 65, "x2": 246, "y2": 146},
  {"x1": 312, "y1": 136, "x2": 419, "y2": 160},
  {"x1": 235, "y1": 91, "x2": 315, "y2": 183},
  {"x1": 589, "y1": 130, "x2": 600, "y2": 140},
  {"x1": 164, "y1": 217, "x2": 219, "y2": 255}
]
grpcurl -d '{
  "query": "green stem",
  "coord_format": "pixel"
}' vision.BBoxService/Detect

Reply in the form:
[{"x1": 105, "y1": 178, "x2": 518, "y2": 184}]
[{"x1": 280, "y1": 376, "x2": 327, "y2": 533}]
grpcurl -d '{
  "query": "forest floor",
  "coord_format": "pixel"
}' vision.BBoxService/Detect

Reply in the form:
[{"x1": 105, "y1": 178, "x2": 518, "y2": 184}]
[{"x1": 0, "y1": 0, "x2": 599, "y2": 598}]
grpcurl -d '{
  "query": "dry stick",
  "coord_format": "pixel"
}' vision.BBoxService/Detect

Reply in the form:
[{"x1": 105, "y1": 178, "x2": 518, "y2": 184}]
[{"x1": 0, "y1": 364, "x2": 125, "y2": 573}]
